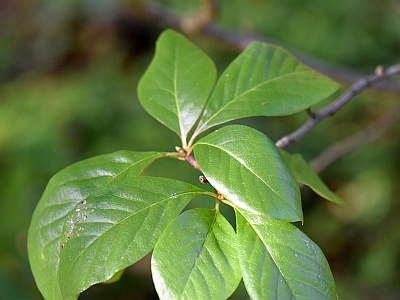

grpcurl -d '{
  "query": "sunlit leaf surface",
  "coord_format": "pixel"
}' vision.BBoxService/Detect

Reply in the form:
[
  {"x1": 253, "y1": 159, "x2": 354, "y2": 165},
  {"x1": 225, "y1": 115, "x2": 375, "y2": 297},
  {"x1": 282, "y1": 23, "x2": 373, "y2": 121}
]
[
  {"x1": 152, "y1": 208, "x2": 241, "y2": 300},
  {"x1": 138, "y1": 29, "x2": 216, "y2": 147},
  {"x1": 195, "y1": 43, "x2": 339, "y2": 134},
  {"x1": 194, "y1": 125, "x2": 302, "y2": 222},
  {"x1": 236, "y1": 210, "x2": 337, "y2": 300},
  {"x1": 28, "y1": 151, "x2": 205, "y2": 299}
]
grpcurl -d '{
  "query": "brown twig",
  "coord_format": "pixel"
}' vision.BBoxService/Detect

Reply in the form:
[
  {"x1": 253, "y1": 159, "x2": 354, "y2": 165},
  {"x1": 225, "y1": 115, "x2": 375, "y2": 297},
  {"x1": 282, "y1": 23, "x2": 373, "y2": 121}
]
[
  {"x1": 139, "y1": 2, "x2": 400, "y2": 93},
  {"x1": 180, "y1": 0, "x2": 219, "y2": 33},
  {"x1": 275, "y1": 63, "x2": 400, "y2": 149},
  {"x1": 137, "y1": 2, "x2": 400, "y2": 174},
  {"x1": 309, "y1": 105, "x2": 400, "y2": 173},
  {"x1": 185, "y1": 153, "x2": 202, "y2": 171}
]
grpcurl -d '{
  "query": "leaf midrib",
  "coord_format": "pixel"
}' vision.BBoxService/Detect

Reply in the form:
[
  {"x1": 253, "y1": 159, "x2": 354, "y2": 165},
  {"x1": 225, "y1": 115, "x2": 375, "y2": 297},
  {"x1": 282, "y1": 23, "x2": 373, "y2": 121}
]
[
  {"x1": 239, "y1": 211, "x2": 332, "y2": 298},
  {"x1": 173, "y1": 47, "x2": 185, "y2": 140},
  {"x1": 60, "y1": 189, "x2": 202, "y2": 295},
  {"x1": 178, "y1": 210, "x2": 218, "y2": 299},
  {"x1": 197, "y1": 68, "x2": 312, "y2": 133},
  {"x1": 196, "y1": 141, "x2": 297, "y2": 214},
  {"x1": 38, "y1": 154, "x2": 160, "y2": 283},
  {"x1": 40, "y1": 153, "x2": 161, "y2": 238}
]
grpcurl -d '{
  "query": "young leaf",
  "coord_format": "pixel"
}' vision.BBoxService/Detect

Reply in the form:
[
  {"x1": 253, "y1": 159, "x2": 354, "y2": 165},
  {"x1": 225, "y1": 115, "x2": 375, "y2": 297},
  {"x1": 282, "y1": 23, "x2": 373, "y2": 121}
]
[
  {"x1": 138, "y1": 29, "x2": 216, "y2": 148},
  {"x1": 236, "y1": 210, "x2": 337, "y2": 300},
  {"x1": 193, "y1": 125, "x2": 302, "y2": 222},
  {"x1": 280, "y1": 150, "x2": 345, "y2": 204},
  {"x1": 152, "y1": 208, "x2": 241, "y2": 300},
  {"x1": 28, "y1": 151, "x2": 204, "y2": 299},
  {"x1": 195, "y1": 42, "x2": 339, "y2": 135}
]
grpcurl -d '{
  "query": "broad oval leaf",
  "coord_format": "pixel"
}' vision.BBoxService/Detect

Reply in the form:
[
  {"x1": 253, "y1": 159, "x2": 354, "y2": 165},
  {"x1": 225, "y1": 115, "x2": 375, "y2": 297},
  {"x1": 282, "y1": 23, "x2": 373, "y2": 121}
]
[
  {"x1": 280, "y1": 150, "x2": 345, "y2": 204},
  {"x1": 236, "y1": 210, "x2": 337, "y2": 300},
  {"x1": 28, "y1": 151, "x2": 205, "y2": 299},
  {"x1": 57, "y1": 176, "x2": 204, "y2": 298},
  {"x1": 193, "y1": 125, "x2": 302, "y2": 222},
  {"x1": 138, "y1": 29, "x2": 216, "y2": 147},
  {"x1": 152, "y1": 208, "x2": 241, "y2": 300},
  {"x1": 195, "y1": 42, "x2": 339, "y2": 134}
]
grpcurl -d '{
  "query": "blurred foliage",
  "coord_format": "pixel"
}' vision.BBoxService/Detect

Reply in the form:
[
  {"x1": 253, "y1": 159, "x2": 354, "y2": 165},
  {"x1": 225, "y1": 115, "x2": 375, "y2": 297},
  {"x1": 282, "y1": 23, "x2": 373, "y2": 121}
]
[
  {"x1": 160, "y1": 0, "x2": 400, "y2": 69},
  {"x1": 0, "y1": 0, "x2": 399, "y2": 299}
]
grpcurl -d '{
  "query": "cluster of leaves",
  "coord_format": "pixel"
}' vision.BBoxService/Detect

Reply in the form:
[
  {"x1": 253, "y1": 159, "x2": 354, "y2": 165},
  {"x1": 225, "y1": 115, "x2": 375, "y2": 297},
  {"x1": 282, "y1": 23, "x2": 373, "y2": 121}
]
[{"x1": 28, "y1": 30, "x2": 344, "y2": 299}]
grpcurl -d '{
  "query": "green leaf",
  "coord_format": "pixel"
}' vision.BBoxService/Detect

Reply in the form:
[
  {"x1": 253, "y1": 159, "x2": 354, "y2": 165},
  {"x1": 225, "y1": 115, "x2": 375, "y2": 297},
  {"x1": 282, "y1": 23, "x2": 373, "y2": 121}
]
[
  {"x1": 195, "y1": 43, "x2": 339, "y2": 134},
  {"x1": 28, "y1": 151, "x2": 161, "y2": 300},
  {"x1": 280, "y1": 150, "x2": 345, "y2": 204},
  {"x1": 236, "y1": 210, "x2": 337, "y2": 300},
  {"x1": 28, "y1": 151, "x2": 205, "y2": 299},
  {"x1": 138, "y1": 29, "x2": 216, "y2": 148},
  {"x1": 152, "y1": 208, "x2": 241, "y2": 300},
  {"x1": 103, "y1": 268, "x2": 125, "y2": 284},
  {"x1": 193, "y1": 125, "x2": 302, "y2": 222},
  {"x1": 57, "y1": 176, "x2": 204, "y2": 299}
]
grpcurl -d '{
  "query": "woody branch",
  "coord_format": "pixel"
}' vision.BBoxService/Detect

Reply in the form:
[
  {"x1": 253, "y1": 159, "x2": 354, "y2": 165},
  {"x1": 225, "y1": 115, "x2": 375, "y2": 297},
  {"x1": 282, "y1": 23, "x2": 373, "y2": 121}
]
[{"x1": 275, "y1": 63, "x2": 400, "y2": 149}]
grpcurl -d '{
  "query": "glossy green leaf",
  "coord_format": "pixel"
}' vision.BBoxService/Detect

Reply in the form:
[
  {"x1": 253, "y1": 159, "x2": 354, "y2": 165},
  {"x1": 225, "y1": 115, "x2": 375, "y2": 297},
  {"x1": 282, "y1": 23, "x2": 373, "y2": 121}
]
[
  {"x1": 195, "y1": 43, "x2": 339, "y2": 134},
  {"x1": 280, "y1": 150, "x2": 345, "y2": 204},
  {"x1": 236, "y1": 210, "x2": 337, "y2": 300},
  {"x1": 57, "y1": 176, "x2": 204, "y2": 299},
  {"x1": 193, "y1": 125, "x2": 302, "y2": 222},
  {"x1": 28, "y1": 151, "x2": 205, "y2": 299},
  {"x1": 138, "y1": 29, "x2": 216, "y2": 148},
  {"x1": 152, "y1": 208, "x2": 241, "y2": 300}
]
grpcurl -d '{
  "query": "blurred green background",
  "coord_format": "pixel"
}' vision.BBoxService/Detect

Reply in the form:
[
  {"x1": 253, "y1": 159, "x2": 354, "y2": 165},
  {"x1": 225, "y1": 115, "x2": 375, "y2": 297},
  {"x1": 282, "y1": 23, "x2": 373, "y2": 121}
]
[{"x1": 1, "y1": 0, "x2": 399, "y2": 299}]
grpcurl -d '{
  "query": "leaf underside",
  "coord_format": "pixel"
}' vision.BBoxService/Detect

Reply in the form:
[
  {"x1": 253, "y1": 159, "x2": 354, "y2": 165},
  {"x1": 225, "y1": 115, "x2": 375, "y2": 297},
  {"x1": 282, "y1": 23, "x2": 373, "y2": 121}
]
[{"x1": 280, "y1": 150, "x2": 345, "y2": 204}]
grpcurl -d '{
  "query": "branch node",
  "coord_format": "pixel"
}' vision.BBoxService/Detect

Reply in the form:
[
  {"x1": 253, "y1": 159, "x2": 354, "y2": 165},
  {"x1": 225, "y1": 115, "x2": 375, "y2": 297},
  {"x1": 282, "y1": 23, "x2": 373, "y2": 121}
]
[
  {"x1": 180, "y1": 0, "x2": 219, "y2": 33},
  {"x1": 185, "y1": 152, "x2": 202, "y2": 171},
  {"x1": 375, "y1": 65, "x2": 384, "y2": 77},
  {"x1": 305, "y1": 108, "x2": 316, "y2": 119},
  {"x1": 276, "y1": 62, "x2": 400, "y2": 149}
]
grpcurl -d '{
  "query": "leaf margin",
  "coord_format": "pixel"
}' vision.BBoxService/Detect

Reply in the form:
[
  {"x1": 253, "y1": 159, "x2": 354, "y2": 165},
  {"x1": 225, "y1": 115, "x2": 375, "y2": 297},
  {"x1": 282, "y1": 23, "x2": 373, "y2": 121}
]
[
  {"x1": 236, "y1": 209, "x2": 337, "y2": 300},
  {"x1": 280, "y1": 150, "x2": 345, "y2": 204},
  {"x1": 28, "y1": 150, "x2": 165, "y2": 300}
]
